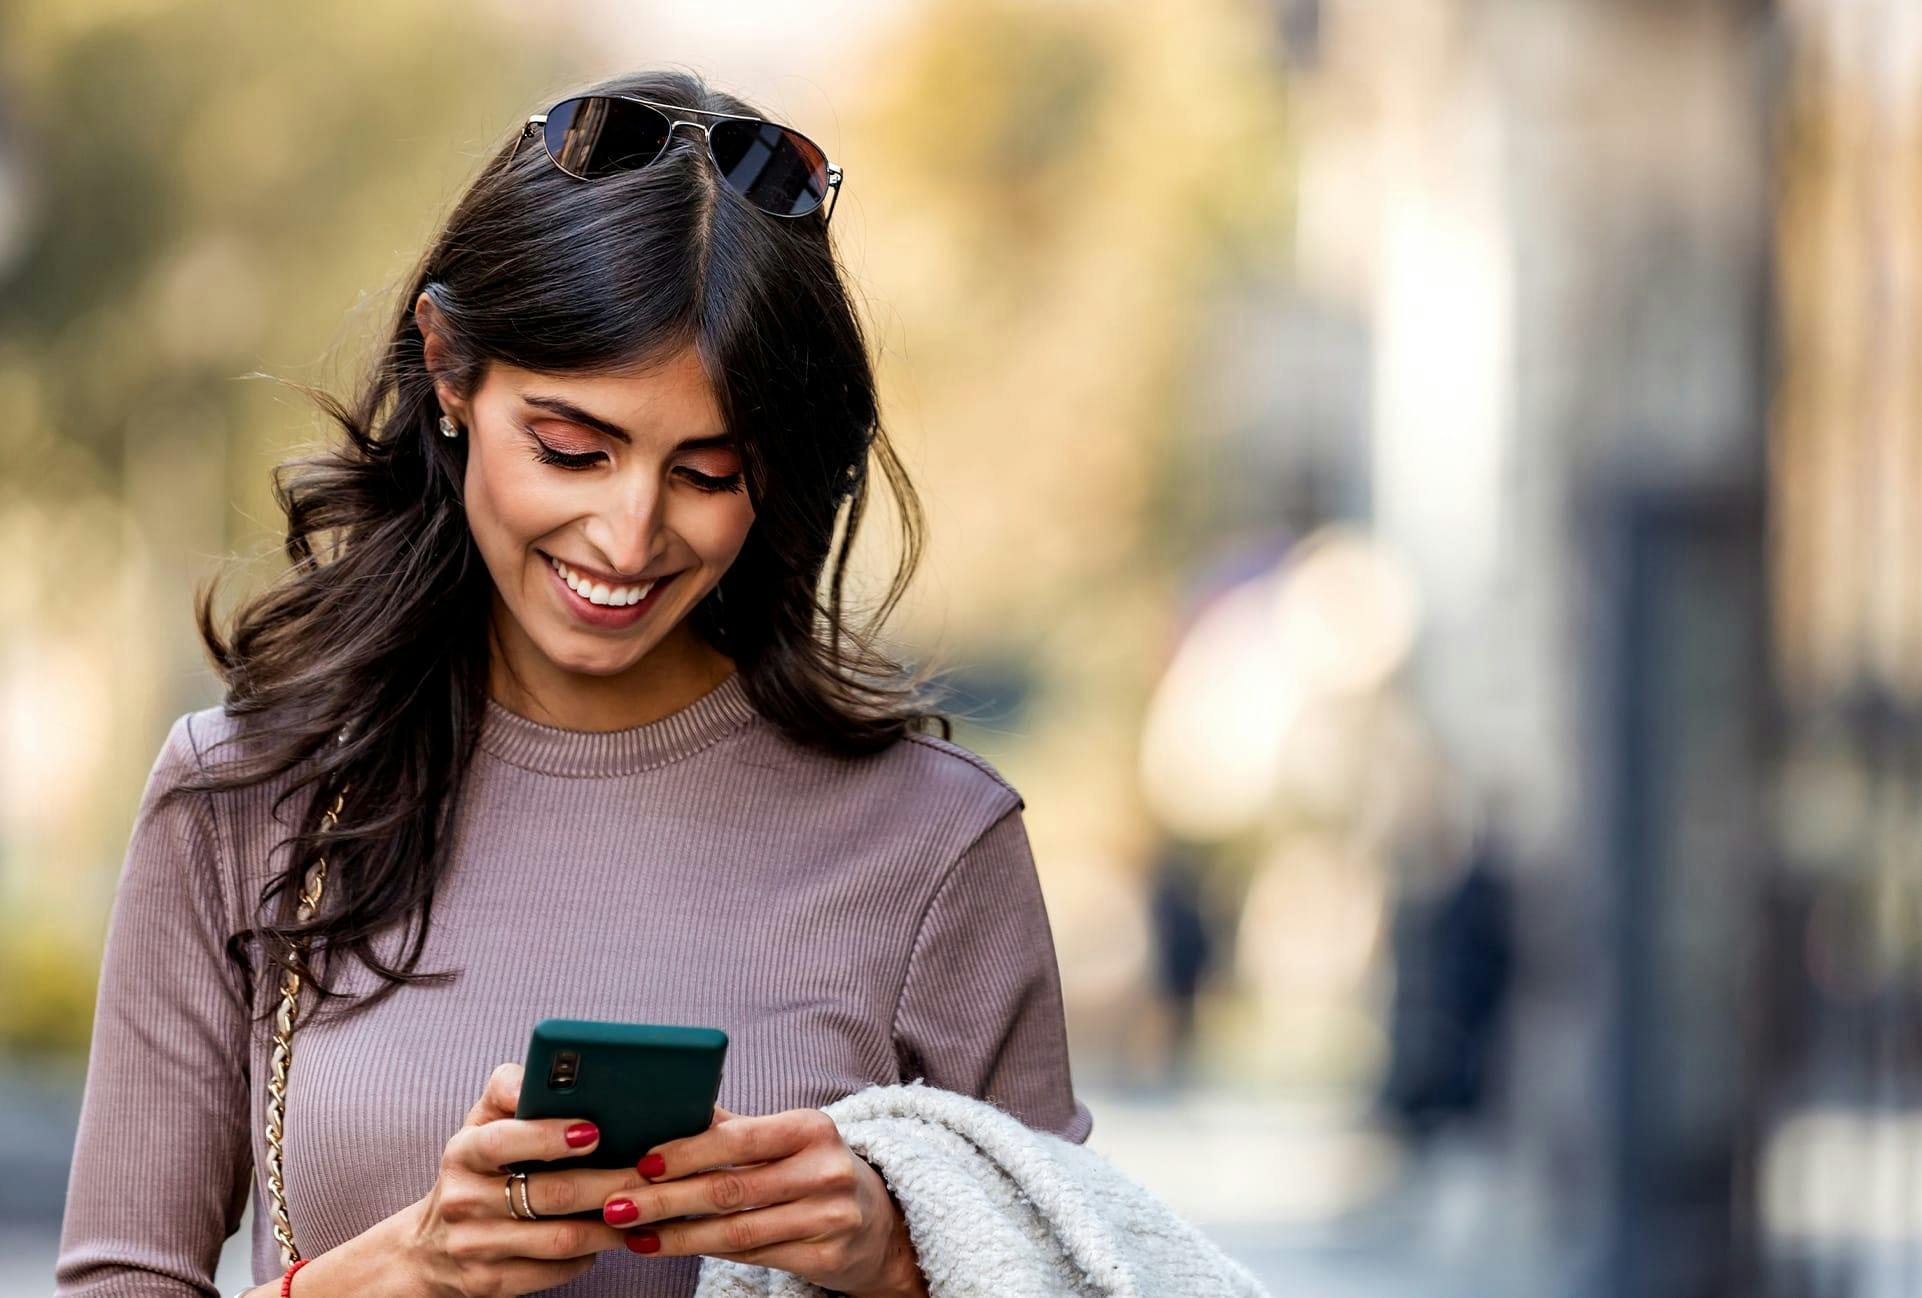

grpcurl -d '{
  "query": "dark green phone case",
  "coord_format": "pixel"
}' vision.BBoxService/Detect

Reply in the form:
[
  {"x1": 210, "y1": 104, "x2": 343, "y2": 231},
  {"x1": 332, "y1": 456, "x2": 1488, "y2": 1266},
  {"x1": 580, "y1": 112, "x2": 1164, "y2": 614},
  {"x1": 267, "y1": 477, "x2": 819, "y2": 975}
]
[{"x1": 507, "y1": 1018, "x2": 728, "y2": 1185}]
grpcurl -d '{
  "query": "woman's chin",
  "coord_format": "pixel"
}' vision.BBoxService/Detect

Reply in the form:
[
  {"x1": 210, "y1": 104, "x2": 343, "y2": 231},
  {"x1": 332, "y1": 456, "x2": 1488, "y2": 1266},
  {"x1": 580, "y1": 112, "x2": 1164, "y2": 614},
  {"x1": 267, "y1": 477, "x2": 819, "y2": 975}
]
[{"x1": 539, "y1": 636, "x2": 658, "y2": 677}]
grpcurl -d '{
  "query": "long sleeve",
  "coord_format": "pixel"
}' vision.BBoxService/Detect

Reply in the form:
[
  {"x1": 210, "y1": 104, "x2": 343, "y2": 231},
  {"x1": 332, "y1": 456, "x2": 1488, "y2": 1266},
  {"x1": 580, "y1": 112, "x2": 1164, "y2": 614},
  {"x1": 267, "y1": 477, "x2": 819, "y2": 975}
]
[
  {"x1": 56, "y1": 713, "x2": 255, "y2": 1296},
  {"x1": 890, "y1": 802, "x2": 1094, "y2": 1145}
]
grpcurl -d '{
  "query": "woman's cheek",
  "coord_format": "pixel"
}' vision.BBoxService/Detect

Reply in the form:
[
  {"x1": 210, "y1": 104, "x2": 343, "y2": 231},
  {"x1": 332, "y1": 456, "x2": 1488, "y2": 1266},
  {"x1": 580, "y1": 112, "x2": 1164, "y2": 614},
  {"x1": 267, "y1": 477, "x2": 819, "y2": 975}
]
[
  {"x1": 682, "y1": 494, "x2": 755, "y2": 560},
  {"x1": 488, "y1": 459, "x2": 568, "y2": 539}
]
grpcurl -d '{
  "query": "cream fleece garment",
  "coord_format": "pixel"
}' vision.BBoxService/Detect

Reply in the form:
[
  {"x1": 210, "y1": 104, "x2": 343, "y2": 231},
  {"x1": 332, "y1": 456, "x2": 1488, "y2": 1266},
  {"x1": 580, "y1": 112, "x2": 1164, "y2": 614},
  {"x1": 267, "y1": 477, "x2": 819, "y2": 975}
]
[{"x1": 695, "y1": 1081, "x2": 1272, "y2": 1298}]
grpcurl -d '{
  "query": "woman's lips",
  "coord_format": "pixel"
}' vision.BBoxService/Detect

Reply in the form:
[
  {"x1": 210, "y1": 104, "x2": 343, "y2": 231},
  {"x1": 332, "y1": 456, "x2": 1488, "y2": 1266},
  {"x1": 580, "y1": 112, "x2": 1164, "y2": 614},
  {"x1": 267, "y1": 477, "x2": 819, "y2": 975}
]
[{"x1": 542, "y1": 554, "x2": 680, "y2": 629}]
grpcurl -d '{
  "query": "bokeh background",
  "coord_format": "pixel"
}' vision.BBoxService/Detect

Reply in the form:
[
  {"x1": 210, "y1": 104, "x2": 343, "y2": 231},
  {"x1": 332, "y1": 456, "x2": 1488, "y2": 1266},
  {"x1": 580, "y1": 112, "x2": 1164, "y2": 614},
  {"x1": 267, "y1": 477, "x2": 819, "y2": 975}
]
[{"x1": 3, "y1": 0, "x2": 1915, "y2": 1294}]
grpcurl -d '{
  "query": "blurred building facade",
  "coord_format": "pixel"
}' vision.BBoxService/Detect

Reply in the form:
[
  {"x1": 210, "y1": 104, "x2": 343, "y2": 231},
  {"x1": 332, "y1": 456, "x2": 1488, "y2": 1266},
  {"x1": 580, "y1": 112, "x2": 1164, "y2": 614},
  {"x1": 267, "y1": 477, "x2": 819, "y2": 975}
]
[
  {"x1": 1226, "y1": 0, "x2": 1920, "y2": 1294},
  {"x1": 1189, "y1": 0, "x2": 1779, "y2": 1294},
  {"x1": 1765, "y1": 0, "x2": 1922, "y2": 1293}
]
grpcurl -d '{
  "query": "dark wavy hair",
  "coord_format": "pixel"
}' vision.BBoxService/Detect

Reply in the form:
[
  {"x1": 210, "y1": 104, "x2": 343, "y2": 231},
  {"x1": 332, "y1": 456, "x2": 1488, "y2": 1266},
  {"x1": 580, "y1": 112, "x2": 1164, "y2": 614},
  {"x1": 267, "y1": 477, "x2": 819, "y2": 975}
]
[{"x1": 153, "y1": 67, "x2": 964, "y2": 1029}]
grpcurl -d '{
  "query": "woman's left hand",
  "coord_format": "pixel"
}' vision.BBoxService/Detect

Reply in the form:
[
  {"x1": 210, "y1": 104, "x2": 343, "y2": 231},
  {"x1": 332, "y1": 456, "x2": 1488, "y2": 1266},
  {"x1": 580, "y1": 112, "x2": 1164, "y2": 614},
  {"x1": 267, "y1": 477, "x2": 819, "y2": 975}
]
[{"x1": 604, "y1": 1104, "x2": 928, "y2": 1298}]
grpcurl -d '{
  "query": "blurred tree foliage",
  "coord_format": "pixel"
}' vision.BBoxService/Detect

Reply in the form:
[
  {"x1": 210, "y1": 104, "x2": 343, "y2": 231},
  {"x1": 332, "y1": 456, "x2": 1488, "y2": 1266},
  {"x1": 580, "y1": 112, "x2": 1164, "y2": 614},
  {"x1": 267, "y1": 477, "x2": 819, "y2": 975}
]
[
  {"x1": 0, "y1": 2, "x2": 574, "y2": 496},
  {"x1": 853, "y1": 0, "x2": 1292, "y2": 620},
  {"x1": 849, "y1": 0, "x2": 1293, "y2": 924},
  {"x1": 0, "y1": 0, "x2": 574, "y2": 1059}
]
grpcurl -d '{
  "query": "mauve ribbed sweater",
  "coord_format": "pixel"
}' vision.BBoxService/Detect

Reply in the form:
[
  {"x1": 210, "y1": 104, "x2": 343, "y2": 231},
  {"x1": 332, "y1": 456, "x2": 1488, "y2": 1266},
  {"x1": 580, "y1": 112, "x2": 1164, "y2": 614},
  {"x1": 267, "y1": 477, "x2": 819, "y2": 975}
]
[{"x1": 55, "y1": 669, "x2": 1092, "y2": 1296}]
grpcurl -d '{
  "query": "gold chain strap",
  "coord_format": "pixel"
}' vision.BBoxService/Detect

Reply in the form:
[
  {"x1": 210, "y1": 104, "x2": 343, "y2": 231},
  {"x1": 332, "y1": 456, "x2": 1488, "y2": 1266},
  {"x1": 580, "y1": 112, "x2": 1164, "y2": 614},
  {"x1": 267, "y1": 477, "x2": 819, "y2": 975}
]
[{"x1": 264, "y1": 780, "x2": 350, "y2": 1268}]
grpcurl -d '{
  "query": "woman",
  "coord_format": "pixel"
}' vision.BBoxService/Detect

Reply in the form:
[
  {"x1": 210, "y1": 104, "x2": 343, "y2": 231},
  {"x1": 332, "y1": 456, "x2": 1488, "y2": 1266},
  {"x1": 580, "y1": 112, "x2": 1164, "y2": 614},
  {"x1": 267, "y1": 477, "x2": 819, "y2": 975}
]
[{"x1": 55, "y1": 68, "x2": 1090, "y2": 1298}]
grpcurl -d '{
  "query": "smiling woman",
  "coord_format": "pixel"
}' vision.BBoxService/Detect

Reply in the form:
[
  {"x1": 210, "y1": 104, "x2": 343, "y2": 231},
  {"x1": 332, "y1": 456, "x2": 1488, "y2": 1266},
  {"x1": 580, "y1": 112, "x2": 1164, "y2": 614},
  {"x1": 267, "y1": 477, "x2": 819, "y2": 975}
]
[
  {"x1": 431, "y1": 343, "x2": 762, "y2": 717},
  {"x1": 55, "y1": 65, "x2": 1094, "y2": 1298}
]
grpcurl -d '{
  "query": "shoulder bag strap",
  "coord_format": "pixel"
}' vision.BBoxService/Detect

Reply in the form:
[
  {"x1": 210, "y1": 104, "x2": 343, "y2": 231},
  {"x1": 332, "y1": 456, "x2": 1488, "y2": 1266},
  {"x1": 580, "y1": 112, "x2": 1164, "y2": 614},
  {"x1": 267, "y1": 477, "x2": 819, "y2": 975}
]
[{"x1": 264, "y1": 778, "x2": 351, "y2": 1269}]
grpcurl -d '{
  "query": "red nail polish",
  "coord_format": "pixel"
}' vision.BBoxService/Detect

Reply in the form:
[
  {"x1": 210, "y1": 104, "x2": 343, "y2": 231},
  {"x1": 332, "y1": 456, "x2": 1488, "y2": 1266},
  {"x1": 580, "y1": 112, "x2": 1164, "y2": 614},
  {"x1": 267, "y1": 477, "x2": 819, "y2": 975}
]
[
  {"x1": 627, "y1": 1231, "x2": 661, "y2": 1254},
  {"x1": 565, "y1": 1122, "x2": 599, "y2": 1148},
  {"x1": 638, "y1": 1152, "x2": 666, "y2": 1177},
  {"x1": 604, "y1": 1198, "x2": 638, "y2": 1225}
]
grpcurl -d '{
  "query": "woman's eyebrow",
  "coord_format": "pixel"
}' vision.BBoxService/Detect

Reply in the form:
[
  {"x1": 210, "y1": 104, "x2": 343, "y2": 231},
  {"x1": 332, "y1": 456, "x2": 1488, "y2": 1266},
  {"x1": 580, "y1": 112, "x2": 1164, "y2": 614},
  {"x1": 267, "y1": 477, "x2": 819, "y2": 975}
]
[{"x1": 517, "y1": 392, "x2": 736, "y2": 451}]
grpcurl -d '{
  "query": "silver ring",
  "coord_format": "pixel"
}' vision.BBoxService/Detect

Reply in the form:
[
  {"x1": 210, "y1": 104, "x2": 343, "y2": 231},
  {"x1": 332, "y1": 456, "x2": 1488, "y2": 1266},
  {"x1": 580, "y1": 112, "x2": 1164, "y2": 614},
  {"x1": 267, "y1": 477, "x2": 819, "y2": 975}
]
[{"x1": 504, "y1": 1169, "x2": 541, "y2": 1220}]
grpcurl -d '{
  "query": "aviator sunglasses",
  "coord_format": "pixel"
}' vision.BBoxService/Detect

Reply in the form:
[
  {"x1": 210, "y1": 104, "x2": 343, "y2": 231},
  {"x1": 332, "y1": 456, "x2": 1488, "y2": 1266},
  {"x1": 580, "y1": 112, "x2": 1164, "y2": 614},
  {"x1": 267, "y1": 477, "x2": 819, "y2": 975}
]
[{"x1": 511, "y1": 94, "x2": 843, "y2": 224}]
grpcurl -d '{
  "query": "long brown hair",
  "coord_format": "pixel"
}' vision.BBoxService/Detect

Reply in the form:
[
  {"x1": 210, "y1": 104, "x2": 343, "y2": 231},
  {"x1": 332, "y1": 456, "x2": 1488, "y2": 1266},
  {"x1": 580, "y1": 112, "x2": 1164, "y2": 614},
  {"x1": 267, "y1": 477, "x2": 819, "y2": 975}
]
[{"x1": 156, "y1": 68, "x2": 964, "y2": 1028}]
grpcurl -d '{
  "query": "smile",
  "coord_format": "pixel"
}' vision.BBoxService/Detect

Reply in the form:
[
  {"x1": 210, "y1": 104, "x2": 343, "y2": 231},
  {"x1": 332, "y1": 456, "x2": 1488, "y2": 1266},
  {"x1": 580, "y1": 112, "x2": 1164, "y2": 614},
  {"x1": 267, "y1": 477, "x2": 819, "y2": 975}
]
[
  {"x1": 540, "y1": 552, "x2": 681, "y2": 629},
  {"x1": 547, "y1": 553, "x2": 658, "y2": 605}
]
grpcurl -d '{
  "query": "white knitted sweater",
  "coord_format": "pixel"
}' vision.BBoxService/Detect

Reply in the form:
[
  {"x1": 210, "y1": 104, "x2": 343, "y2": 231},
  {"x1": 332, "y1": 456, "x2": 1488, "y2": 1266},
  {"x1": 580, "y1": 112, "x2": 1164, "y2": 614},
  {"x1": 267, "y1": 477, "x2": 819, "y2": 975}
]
[{"x1": 693, "y1": 1082, "x2": 1272, "y2": 1298}]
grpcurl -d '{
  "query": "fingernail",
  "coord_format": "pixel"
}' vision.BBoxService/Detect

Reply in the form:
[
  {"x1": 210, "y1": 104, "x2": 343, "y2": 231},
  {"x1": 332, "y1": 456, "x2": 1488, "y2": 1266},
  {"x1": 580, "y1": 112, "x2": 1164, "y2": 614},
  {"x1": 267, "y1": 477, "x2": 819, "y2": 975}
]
[
  {"x1": 637, "y1": 1152, "x2": 666, "y2": 1177},
  {"x1": 565, "y1": 1122, "x2": 599, "y2": 1148},
  {"x1": 604, "y1": 1198, "x2": 638, "y2": 1225},
  {"x1": 627, "y1": 1231, "x2": 661, "y2": 1254}
]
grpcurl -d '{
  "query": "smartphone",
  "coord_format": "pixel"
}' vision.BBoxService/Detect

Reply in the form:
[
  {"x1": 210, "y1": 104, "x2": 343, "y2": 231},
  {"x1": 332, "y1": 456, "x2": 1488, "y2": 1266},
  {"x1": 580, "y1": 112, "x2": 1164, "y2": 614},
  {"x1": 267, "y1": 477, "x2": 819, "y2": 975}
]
[{"x1": 507, "y1": 1018, "x2": 729, "y2": 1187}]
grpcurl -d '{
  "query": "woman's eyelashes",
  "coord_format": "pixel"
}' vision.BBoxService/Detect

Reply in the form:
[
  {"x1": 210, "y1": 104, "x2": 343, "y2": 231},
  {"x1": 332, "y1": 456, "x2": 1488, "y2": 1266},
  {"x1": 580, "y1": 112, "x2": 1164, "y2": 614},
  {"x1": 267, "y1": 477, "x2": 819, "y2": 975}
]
[
  {"x1": 526, "y1": 438, "x2": 602, "y2": 470},
  {"x1": 682, "y1": 467, "x2": 747, "y2": 493},
  {"x1": 522, "y1": 430, "x2": 745, "y2": 493}
]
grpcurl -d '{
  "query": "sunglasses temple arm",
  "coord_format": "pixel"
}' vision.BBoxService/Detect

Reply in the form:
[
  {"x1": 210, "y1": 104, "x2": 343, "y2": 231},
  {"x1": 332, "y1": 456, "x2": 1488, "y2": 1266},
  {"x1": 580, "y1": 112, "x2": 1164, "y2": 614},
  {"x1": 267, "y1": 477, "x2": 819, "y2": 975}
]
[
  {"x1": 824, "y1": 171, "x2": 842, "y2": 227},
  {"x1": 509, "y1": 118, "x2": 543, "y2": 167}
]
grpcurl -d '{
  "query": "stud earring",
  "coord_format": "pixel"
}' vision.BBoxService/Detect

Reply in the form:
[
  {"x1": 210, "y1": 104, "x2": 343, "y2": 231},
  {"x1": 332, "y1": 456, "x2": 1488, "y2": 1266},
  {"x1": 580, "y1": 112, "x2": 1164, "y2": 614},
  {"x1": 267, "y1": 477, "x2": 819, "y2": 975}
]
[{"x1": 439, "y1": 414, "x2": 462, "y2": 438}]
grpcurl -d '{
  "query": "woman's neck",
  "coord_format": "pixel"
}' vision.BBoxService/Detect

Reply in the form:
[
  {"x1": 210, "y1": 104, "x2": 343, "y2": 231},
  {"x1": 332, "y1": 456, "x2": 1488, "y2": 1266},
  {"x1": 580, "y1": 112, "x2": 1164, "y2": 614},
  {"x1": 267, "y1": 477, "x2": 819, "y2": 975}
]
[{"x1": 485, "y1": 599, "x2": 737, "y2": 733}]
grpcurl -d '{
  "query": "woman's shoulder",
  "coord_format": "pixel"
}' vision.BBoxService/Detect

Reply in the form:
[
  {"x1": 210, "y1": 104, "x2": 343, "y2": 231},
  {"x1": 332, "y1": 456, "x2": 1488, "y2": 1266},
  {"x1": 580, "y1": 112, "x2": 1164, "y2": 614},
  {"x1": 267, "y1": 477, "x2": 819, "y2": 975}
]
[
  {"x1": 894, "y1": 729, "x2": 1025, "y2": 814},
  {"x1": 142, "y1": 703, "x2": 314, "y2": 827},
  {"x1": 154, "y1": 703, "x2": 279, "y2": 781},
  {"x1": 142, "y1": 705, "x2": 229, "y2": 795},
  {"x1": 748, "y1": 718, "x2": 1026, "y2": 848},
  {"x1": 122, "y1": 708, "x2": 269, "y2": 944},
  {"x1": 134, "y1": 706, "x2": 248, "y2": 842}
]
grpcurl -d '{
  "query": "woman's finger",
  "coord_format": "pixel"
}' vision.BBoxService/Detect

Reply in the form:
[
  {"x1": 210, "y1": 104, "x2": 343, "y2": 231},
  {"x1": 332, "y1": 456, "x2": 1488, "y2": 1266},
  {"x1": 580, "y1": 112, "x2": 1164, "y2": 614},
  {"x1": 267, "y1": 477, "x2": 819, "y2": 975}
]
[
  {"x1": 512, "y1": 1164, "x2": 660, "y2": 1219},
  {"x1": 642, "y1": 1106, "x2": 829, "y2": 1181},
  {"x1": 463, "y1": 1061, "x2": 523, "y2": 1127},
  {"x1": 473, "y1": 1214, "x2": 633, "y2": 1263},
  {"x1": 628, "y1": 1195, "x2": 847, "y2": 1262},
  {"x1": 451, "y1": 1113, "x2": 602, "y2": 1174},
  {"x1": 609, "y1": 1143, "x2": 845, "y2": 1225}
]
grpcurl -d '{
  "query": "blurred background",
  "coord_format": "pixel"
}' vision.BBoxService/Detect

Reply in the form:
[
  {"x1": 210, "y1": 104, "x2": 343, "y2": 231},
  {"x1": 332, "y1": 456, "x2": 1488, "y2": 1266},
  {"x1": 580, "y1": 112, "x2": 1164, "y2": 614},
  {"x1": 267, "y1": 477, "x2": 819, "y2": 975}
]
[{"x1": 1, "y1": 0, "x2": 1916, "y2": 1293}]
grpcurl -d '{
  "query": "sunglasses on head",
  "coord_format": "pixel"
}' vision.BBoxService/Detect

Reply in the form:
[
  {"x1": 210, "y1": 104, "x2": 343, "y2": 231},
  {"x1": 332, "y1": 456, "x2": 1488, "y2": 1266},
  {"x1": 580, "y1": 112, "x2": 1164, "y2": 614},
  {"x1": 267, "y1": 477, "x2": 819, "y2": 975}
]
[{"x1": 511, "y1": 94, "x2": 843, "y2": 224}]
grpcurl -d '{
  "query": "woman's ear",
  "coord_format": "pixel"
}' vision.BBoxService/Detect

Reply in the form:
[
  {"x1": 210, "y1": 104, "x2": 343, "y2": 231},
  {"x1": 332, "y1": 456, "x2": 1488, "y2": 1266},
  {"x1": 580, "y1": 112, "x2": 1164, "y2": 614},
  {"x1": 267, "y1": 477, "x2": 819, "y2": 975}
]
[
  {"x1": 413, "y1": 290, "x2": 443, "y2": 348},
  {"x1": 414, "y1": 291, "x2": 466, "y2": 424}
]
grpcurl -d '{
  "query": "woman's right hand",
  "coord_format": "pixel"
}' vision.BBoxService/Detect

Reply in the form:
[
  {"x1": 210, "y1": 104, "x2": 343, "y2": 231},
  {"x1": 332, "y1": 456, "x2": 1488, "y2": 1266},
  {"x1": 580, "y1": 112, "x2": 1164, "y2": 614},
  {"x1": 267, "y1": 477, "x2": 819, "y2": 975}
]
[{"x1": 389, "y1": 1061, "x2": 650, "y2": 1297}]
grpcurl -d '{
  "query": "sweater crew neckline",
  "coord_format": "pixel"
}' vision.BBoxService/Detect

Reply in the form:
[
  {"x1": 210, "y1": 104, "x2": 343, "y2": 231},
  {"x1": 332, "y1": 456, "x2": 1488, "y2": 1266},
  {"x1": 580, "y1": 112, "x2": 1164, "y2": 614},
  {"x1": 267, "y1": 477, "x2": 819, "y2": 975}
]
[{"x1": 477, "y1": 669, "x2": 758, "y2": 776}]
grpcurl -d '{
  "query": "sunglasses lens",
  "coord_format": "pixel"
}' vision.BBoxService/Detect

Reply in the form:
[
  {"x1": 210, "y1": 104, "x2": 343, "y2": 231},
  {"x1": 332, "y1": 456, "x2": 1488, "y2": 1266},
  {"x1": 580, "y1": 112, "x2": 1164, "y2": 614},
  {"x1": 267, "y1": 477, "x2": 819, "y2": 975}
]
[
  {"x1": 707, "y1": 118, "x2": 831, "y2": 217},
  {"x1": 542, "y1": 95, "x2": 671, "y2": 180}
]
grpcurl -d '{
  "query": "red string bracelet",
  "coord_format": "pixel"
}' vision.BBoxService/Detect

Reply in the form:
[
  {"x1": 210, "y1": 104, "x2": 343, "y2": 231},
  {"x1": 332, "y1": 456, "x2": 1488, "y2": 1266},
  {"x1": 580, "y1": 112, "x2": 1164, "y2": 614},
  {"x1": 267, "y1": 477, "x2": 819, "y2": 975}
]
[{"x1": 280, "y1": 1258, "x2": 309, "y2": 1298}]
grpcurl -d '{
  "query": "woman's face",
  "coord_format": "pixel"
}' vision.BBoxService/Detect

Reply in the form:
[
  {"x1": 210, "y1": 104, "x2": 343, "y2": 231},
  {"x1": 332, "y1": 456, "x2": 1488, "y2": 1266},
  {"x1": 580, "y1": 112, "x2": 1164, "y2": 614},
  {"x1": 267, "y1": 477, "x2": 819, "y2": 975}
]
[{"x1": 429, "y1": 330, "x2": 755, "y2": 692}]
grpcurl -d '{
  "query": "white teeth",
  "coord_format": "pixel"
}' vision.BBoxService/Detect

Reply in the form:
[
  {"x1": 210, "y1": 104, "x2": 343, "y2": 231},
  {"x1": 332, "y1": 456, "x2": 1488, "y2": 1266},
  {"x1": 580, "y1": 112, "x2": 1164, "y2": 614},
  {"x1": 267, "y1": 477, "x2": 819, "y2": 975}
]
[{"x1": 548, "y1": 555, "x2": 656, "y2": 606}]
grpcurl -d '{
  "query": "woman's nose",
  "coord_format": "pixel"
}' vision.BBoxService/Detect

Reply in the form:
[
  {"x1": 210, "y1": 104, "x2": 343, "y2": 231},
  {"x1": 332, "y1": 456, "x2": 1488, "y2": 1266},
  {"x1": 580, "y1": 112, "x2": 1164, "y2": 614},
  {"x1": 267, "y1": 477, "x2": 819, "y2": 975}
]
[
  {"x1": 592, "y1": 530, "x2": 661, "y2": 580},
  {"x1": 583, "y1": 517, "x2": 660, "y2": 582},
  {"x1": 583, "y1": 468, "x2": 676, "y2": 573}
]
